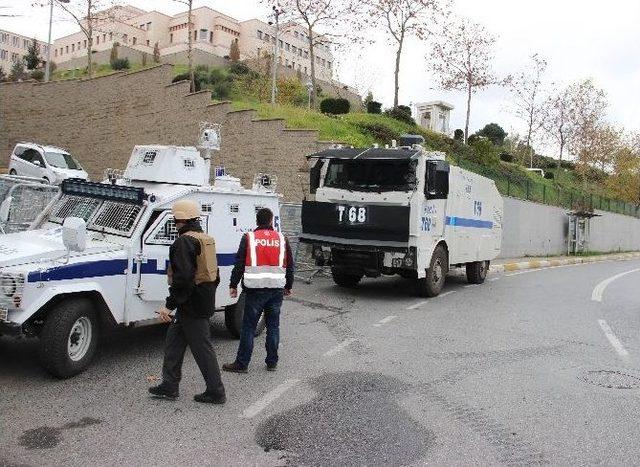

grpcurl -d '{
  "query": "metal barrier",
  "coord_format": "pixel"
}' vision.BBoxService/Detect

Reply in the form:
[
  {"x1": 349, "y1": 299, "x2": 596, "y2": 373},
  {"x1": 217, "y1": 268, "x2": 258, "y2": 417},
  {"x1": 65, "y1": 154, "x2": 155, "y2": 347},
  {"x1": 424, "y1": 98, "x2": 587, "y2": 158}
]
[
  {"x1": 280, "y1": 203, "x2": 326, "y2": 283},
  {"x1": 0, "y1": 176, "x2": 59, "y2": 234}
]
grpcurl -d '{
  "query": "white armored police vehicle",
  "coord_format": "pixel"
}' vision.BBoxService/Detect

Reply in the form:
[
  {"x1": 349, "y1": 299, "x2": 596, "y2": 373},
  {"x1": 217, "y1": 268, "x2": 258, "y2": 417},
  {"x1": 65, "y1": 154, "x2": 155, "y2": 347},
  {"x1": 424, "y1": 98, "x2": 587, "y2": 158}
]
[
  {"x1": 300, "y1": 135, "x2": 503, "y2": 296},
  {"x1": 0, "y1": 125, "x2": 281, "y2": 378}
]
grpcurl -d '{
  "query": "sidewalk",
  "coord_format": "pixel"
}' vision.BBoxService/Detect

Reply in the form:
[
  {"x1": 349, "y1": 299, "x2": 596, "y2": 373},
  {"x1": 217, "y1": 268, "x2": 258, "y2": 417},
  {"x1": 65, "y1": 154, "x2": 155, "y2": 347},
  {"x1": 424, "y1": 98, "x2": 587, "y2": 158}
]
[{"x1": 491, "y1": 252, "x2": 640, "y2": 273}]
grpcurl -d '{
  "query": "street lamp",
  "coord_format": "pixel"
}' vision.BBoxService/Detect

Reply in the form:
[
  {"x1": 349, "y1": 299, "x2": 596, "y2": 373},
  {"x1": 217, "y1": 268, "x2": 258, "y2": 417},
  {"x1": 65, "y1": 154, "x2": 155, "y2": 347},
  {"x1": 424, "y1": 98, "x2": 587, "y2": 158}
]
[
  {"x1": 269, "y1": 5, "x2": 284, "y2": 106},
  {"x1": 45, "y1": 0, "x2": 70, "y2": 83},
  {"x1": 306, "y1": 79, "x2": 313, "y2": 110}
]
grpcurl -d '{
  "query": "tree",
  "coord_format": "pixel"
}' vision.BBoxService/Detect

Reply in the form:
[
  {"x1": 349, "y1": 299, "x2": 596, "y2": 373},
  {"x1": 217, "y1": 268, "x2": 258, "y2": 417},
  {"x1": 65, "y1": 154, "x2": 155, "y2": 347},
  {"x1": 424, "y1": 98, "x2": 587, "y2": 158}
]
[
  {"x1": 262, "y1": 0, "x2": 360, "y2": 107},
  {"x1": 229, "y1": 38, "x2": 240, "y2": 62},
  {"x1": 153, "y1": 42, "x2": 161, "y2": 63},
  {"x1": 475, "y1": 123, "x2": 507, "y2": 146},
  {"x1": 506, "y1": 53, "x2": 547, "y2": 167},
  {"x1": 363, "y1": 0, "x2": 448, "y2": 108},
  {"x1": 9, "y1": 59, "x2": 27, "y2": 81},
  {"x1": 428, "y1": 18, "x2": 499, "y2": 143},
  {"x1": 606, "y1": 136, "x2": 640, "y2": 208},
  {"x1": 541, "y1": 87, "x2": 571, "y2": 177},
  {"x1": 25, "y1": 39, "x2": 41, "y2": 70},
  {"x1": 109, "y1": 42, "x2": 119, "y2": 65},
  {"x1": 173, "y1": 0, "x2": 195, "y2": 92}
]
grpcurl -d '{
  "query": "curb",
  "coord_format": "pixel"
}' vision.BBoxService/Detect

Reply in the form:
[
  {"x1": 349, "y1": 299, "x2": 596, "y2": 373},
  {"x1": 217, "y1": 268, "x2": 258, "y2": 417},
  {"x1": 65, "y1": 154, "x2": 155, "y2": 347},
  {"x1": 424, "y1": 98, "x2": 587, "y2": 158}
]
[{"x1": 491, "y1": 252, "x2": 640, "y2": 274}]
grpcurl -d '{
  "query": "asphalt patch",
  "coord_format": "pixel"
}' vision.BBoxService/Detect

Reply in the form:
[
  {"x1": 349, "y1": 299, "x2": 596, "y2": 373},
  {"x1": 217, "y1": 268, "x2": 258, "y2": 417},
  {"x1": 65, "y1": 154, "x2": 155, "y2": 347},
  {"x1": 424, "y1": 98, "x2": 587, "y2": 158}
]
[
  {"x1": 19, "y1": 417, "x2": 102, "y2": 450},
  {"x1": 256, "y1": 372, "x2": 435, "y2": 466}
]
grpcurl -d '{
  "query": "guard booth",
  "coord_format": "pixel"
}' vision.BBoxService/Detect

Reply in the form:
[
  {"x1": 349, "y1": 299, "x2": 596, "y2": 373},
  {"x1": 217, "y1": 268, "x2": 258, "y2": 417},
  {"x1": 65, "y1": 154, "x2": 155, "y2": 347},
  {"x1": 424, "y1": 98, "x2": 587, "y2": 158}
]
[{"x1": 567, "y1": 210, "x2": 600, "y2": 255}]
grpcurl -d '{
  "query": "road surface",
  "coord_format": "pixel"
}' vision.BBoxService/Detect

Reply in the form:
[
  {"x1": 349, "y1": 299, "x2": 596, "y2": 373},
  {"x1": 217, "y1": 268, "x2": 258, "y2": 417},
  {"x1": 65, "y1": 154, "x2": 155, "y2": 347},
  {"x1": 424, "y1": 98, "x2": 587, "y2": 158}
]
[{"x1": 2, "y1": 258, "x2": 640, "y2": 466}]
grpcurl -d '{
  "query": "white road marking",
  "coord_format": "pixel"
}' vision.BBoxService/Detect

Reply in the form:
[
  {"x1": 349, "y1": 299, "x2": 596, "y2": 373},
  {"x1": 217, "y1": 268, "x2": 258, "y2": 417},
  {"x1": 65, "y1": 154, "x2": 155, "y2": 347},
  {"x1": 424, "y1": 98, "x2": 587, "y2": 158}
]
[
  {"x1": 373, "y1": 315, "x2": 398, "y2": 327},
  {"x1": 597, "y1": 319, "x2": 629, "y2": 358},
  {"x1": 464, "y1": 284, "x2": 480, "y2": 288},
  {"x1": 591, "y1": 269, "x2": 640, "y2": 302},
  {"x1": 323, "y1": 338, "x2": 357, "y2": 357},
  {"x1": 437, "y1": 291, "x2": 456, "y2": 298},
  {"x1": 489, "y1": 277, "x2": 500, "y2": 282},
  {"x1": 241, "y1": 379, "x2": 300, "y2": 419},
  {"x1": 505, "y1": 262, "x2": 591, "y2": 276},
  {"x1": 406, "y1": 301, "x2": 429, "y2": 310}
]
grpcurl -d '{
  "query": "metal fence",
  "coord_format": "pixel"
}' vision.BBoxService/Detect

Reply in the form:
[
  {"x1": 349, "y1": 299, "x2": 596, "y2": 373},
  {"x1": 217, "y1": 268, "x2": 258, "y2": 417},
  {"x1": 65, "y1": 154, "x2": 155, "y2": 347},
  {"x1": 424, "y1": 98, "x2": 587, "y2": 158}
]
[
  {"x1": 457, "y1": 160, "x2": 640, "y2": 218},
  {"x1": 0, "y1": 176, "x2": 59, "y2": 234}
]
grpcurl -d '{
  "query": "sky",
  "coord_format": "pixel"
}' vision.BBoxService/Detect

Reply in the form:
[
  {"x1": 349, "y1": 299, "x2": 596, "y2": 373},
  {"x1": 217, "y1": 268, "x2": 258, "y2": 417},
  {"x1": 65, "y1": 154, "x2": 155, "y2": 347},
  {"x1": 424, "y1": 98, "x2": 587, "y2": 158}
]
[{"x1": 1, "y1": 0, "x2": 639, "y2": 157}]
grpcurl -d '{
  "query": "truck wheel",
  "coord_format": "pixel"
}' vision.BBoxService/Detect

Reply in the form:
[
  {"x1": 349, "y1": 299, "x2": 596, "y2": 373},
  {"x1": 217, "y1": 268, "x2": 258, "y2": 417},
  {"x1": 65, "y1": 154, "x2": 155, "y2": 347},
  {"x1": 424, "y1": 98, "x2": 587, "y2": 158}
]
[
  {"x1": 466, "y1": 261, "x2": 489, "y2": 284},
  {"x1": 331, "y1": 269, "x2": 362, "y2": 288},
  {"x1": 9, "y1": 169, "x2": 17, "y2": 175},
  {"x1": 224, "y1": 292, "x2": 266, "y2": 339},
  {"x1": 38, "y1": 298, "x2": 99, "y2": 378},
  {"x1": 417, "y1": 245, "x2": 448, "y2": 297}
]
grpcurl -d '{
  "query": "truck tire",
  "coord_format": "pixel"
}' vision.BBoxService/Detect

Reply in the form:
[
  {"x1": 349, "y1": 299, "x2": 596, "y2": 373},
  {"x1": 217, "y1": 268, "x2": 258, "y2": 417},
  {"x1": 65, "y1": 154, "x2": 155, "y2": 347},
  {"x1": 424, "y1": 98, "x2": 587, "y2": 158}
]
[
  {"x1": 331, "y1": 269, "x2": 362, "y2": 288},
  {"x1": 466, "y1": 260, "x2": 489, "y2": 284},
  {"x1": 38, "y1": 298, "x2": 99, "y2": 378},
  {"x1": 417, "y1": 245, "x2": 448, "y2": 297},
  {"x1": 224, "y1": 292, "x2": 266, "y2": 339}
]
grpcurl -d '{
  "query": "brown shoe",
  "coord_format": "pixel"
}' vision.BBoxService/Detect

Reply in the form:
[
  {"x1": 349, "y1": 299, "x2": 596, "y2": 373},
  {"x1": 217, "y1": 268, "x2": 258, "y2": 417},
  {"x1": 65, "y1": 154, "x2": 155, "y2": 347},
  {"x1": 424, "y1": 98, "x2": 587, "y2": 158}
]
[{"x1": 222, "y1": 362, "x2": 248, "y2": 373}]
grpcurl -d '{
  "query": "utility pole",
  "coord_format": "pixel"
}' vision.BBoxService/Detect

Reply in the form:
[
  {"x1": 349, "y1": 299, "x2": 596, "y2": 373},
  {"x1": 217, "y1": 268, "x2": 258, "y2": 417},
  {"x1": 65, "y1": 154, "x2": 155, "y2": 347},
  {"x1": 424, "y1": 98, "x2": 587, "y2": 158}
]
[
  {"x1": 45, "y1": 0, "x2": 70, "y2": 82},
  {"x1": 270, "y1": 5, "x2": 283, "y2": 106}
]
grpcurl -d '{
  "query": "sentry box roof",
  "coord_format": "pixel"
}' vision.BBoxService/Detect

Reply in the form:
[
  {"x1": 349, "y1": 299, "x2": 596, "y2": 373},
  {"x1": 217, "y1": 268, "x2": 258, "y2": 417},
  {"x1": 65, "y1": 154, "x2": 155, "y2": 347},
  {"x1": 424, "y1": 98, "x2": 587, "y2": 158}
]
[{"x1": 306, "y1": 147, "x2": 422, "y2": 161}]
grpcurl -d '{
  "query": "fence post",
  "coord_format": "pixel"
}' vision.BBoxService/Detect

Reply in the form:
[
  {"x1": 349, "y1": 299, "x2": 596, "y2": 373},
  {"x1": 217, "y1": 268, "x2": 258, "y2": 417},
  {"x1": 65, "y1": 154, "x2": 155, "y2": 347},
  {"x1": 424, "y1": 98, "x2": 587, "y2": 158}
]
[
  {"x1": 590, "y1": 194, "x2": 593, "y2": 211},
  {"x1": 526, "y1": 180, "x2": 530, "y2": 200},
  {"x1": 569, "y1": 192, "x2": 573, "y2": 209},
  {"x1": 507, "y1": 178, "x2": 510, "y2": 197},
  {"x1": 543, "y1": 185, "x2": 546, "y2": 204}
]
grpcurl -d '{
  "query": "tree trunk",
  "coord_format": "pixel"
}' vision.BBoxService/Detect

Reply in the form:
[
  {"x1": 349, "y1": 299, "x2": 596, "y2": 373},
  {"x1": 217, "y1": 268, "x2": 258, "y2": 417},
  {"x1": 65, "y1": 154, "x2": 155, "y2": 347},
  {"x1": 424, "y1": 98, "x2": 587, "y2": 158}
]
[
  {"x1": 556, "y1": 136, "x2": 564, "y2": 182},
  {"x1": 187, "y1": 1, "x2": 194, "y2": 93},
  {"x1": 308, "y1": 26, "x2": 317, "y2": 108},
  {"x1": 464, "y1": 82, "x2": 472, "y2": 144},
  {"x1": 393, "y1": 35, "x2": 404, "y2": 108}
]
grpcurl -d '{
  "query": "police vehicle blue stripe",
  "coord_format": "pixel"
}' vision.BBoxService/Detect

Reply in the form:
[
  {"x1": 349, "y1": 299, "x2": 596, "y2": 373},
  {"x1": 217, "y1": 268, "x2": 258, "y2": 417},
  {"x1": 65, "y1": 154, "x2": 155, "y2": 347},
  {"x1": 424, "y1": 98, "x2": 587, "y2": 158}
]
[
  {"x1": 445, "y1": 216, "x2": 493, "y2": 229},
  {"x1": 28, "y1": 259, "x2": 129, "y2": 283},
  {"x1": 28, "y1": 254, "x2": 237, "y2": 282}
]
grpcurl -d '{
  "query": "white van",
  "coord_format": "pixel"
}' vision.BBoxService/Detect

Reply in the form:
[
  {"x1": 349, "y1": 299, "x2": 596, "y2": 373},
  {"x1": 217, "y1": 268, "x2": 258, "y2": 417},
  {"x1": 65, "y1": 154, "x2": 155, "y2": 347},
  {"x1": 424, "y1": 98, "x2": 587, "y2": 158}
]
[{"x1": 8, "y1": 142, "x2": 89, "y2": 184}]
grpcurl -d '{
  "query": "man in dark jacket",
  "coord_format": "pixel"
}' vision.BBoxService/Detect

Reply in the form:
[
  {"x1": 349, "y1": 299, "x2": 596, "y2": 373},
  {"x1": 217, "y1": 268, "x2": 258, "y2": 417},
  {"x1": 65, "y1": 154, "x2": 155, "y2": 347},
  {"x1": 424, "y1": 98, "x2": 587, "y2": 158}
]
[
  {"x1": 223, "y1": 208, "x2": 294, "y2": 373},
  {"x1": 148, "y1": 200, "x2": 226, "y2": 404}
]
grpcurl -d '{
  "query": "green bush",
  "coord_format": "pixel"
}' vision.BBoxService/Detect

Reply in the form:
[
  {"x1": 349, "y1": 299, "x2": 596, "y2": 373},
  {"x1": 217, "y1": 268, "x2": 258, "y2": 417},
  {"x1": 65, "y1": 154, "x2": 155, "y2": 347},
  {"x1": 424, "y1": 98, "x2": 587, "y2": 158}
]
[
  {"x1": 453, "y1": 129, "x2": 464, "y2": 141},
  {"x1": 357, "y1": 123, "x2": 401, "y2": 143},
  {"x1": 468, "y1": 138, "x2": 500, "y2": 165},
  {"x1": 229, "y1": 62, "x2": 250, "y2": 75},
  {"x1": 367, "y1": 100, "x2": 382, "y2": 114},
  {"x1": 500, "y1": 152, "x2": 514, "y2": 162},
  {"x1": 30, "y1": 69, "x2": 44, "y2": 82},
  {"x1": 384, "y1": 106, "x2": 415, "y2": 125},
  {"x1": 111, "y1": 58, "x2": 130, "y2": 70},
  {"x1": 320, "y1": 98, "x2": 350, "y2": 115},
  {"x1": 209, "y1": 67, "x2": 227, "y2": 84},
  {"x1": 544, "y1": 172, "x2": 555, "y2": 180},
  {"x1": 474, "y1": 123, "x2": 507, "y2": 145}
]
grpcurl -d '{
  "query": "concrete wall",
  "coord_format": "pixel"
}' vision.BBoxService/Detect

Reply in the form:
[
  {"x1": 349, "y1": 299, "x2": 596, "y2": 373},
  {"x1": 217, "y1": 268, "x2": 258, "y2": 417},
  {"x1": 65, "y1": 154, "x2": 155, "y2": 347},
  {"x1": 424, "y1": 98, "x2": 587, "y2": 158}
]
[
  {"x1": 501, "y1": 197, "x2": 640, "y2": 258},
  {"x1": 0, "y1": 64, "x2": 334, "y2": 202},
  {"x1": 56, "y1": 45, "x2": 149, "y2": 71}
]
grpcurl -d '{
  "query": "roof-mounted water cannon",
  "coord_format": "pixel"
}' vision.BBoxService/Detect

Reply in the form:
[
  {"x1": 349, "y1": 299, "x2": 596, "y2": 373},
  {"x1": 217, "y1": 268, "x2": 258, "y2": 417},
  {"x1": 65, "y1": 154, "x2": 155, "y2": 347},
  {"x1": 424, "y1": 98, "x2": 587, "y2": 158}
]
[
  {"x1": 253, "y1": 173, "x2": 278, "y2": 193},
  {"x1": 198, "y1": 122, "x2": 221, "y2": 160}
]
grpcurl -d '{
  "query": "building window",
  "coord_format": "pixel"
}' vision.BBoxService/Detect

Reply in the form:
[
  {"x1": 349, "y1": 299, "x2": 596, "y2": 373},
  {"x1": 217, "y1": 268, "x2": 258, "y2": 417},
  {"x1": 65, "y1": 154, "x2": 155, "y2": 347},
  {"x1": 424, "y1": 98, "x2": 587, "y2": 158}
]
[
  {"x1": 199, "y1": 29, "x2": 208, "y2": 40},
  {"x1": 96, "y1": 36, "x2": 100, "y2": 45},
  {"x1": 170, "y1": 33, "x2": 173, "y2": 43},
  {"x1": 194, "y1": 30, "x2": 197, "y2": 41},
  {"x1": 12, "y1": 36, "x2": 18, "y2": 47},
  {"x1": 298, "y1": 49, "x2": 302, "y2": 57},
  {"x1": 53, "y1": 49, "x2": 57, "y2": 58},
  {"x1": 264, "y1": 34, "x2": 270, "y2": 42},
  {"x1": 294, "y1": 31, "x2": 299, "y2": 38},
  {"x1": 304, "y1": 66, "x2": 307, "y2": 74},
  {"x1": 146, "y1": 39, "x2": 150, "y2": 46},
  {"x1": 132, "y1": 37, "x2": 137, "y2": 45},
  {"x1": 328, "y1": 61, "x2": 332, "y2": 69},
  {"x1": 71, "y1": 43, "x2": 75, "y2": 52},
  {"x1": 147, "y1": 22, "x2": 152, "y2": 30},
  {"x1": 140, "y1": 24, "x2": 145, "y2": 29},
  {"x1": 210, "y1": 31, "x2": 213, "y2": 42},
  {"x1": 257, "y1": 30, "x2": 263, "y2": 40},
  {"x1": 279, "y1": 39, "x2": 283, "y2": 48},
  {"x1": 65, "y1": 45, "x2": 69, "y2": 53},
  {"x1": 123, "y1": 34, "x2": 128, "y2": 44},
  {"x1": 103, "y1": 33, "x2": 106, "y2": 42},
  {"x1": 304, "y1": 50, "x2": 308, "y2": 58},
  {"x1": 285, "y1": 42, "x2": 290, "y2": 51},
  {"x1": 292, "y1": 46, "x2": 297, "y2": 53},
  {"x1": 0, "y1": 50, "x2": 7, "y2": 60},
  {"x1": 109, "y1": 32, "x2": 113, "y2": 41}
]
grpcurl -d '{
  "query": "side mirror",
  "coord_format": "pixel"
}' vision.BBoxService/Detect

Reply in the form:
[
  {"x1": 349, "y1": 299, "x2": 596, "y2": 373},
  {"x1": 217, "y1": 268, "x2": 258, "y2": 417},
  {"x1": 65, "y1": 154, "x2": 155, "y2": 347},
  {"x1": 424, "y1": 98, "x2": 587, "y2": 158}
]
[
  {"x1": 62, "y1": 217, "x2": 87, "y2": 252},
  {"x1": 0, "y1": 196, "x2": 12, "y2": 223},
  {"x1": 425, "y1": 161, "x2": 450, "y2": 200},
  {"x1": 33, "y1": 160, "x2": 43, "y2": 167}
]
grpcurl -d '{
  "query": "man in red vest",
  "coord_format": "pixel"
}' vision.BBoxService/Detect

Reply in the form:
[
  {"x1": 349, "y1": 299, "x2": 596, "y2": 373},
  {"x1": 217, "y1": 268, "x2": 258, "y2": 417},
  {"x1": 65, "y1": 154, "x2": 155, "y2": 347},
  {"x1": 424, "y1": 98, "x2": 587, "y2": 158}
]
[{"x1": 223, "y1": 208, "x2": 294, "y2": 373}]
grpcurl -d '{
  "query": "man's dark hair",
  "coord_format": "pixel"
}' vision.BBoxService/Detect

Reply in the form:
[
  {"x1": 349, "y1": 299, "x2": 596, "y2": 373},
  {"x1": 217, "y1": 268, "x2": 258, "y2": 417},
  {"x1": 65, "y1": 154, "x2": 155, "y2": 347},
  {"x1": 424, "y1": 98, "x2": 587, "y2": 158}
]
[{"x1": 256, "y1": 208, "x2": 274, "y2": 227}]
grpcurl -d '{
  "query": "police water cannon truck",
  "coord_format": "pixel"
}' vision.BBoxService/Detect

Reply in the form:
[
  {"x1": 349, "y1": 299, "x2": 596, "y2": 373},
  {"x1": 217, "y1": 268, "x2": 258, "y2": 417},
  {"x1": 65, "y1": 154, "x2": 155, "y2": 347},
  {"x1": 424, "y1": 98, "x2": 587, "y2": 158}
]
[
  {"x1": 300, "y1": 135, "x2": 503, "y2": 296},
  {"x1": 0, "y1": 124, "x2": 281, "y2": 378}
]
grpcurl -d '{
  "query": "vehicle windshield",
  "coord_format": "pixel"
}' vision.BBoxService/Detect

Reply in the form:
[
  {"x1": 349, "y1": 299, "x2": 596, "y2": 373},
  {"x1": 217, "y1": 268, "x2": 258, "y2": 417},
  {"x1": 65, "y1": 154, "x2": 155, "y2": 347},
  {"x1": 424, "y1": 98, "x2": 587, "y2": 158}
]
[
  {"x1": 324, "y1": 159, "x2": 417, "y2": 192},
  {"x1": 45, "y1": 151, "x2": 82, "y2": 170},
  {"x1": 48, "y1": 195, "x2": 144, "y2": 237}
]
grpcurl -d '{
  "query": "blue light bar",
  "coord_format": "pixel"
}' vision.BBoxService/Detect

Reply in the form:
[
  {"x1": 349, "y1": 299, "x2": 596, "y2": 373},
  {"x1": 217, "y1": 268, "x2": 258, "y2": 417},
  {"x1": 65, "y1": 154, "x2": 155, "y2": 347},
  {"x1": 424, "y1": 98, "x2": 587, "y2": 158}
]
[{"x1": 61, "y1": 179, "x2": 145, "y2": 205}]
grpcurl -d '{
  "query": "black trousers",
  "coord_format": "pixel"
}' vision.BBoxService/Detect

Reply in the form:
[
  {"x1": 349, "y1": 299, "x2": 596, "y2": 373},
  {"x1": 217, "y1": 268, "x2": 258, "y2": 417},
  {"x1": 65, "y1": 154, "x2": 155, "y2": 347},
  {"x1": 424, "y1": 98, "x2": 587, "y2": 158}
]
[{"x1": 161, "y1": 313, "x2": 225, "y2": 396}]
